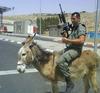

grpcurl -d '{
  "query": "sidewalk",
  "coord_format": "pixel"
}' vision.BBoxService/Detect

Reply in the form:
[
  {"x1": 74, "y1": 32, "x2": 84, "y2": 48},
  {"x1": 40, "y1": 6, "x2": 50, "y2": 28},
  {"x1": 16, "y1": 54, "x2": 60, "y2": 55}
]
[
  {"x1": 0, "y1": 33, "x2": 100, "y2": 48},
  {"x1": 0, "y1": 33, "x2": 100, "y2": 55}
]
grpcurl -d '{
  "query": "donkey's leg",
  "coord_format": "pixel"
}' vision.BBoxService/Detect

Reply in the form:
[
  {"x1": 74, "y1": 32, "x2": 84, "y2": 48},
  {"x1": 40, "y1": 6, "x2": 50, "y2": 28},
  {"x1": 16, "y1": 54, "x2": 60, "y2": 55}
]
[
  {"x1": 51, "y1": 81, "x2": 59, "y2": 93},
  {"x1": 89, "y1": 68, "x2": 99, "y2": 93},
  {"x1": 83, "y1": 75, "x2": 90, "y2": 93}
]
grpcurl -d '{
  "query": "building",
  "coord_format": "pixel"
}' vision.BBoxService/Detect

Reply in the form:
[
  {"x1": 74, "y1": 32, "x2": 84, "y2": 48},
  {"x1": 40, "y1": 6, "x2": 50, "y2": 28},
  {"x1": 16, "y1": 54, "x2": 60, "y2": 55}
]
[
  {"x1": 14, "y1": 20, "x2": 37, "y2": 34},
  {"x1": 0, "y1": 6, "x2": 11, "y2": 32}
]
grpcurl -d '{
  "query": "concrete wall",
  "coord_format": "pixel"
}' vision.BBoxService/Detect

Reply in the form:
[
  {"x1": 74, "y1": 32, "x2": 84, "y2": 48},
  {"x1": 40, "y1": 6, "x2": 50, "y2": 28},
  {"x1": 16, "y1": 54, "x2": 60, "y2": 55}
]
[{"x1": 48, "y1": 25, "x2": 63, "y2": 37}]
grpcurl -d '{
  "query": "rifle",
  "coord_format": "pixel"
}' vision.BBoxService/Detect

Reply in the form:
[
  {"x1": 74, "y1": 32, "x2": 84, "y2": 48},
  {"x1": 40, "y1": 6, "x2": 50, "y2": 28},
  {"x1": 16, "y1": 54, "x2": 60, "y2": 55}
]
[{"x1": 58, "y1": 4, "x2": 70, "y2": 37}]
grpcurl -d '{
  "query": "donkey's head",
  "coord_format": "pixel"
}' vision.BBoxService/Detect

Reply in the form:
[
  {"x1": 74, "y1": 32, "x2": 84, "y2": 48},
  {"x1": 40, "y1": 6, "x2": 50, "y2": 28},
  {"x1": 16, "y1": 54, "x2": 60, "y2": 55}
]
[{"x1": 17, "y1": 34, "x2": 36, "y2": 73}]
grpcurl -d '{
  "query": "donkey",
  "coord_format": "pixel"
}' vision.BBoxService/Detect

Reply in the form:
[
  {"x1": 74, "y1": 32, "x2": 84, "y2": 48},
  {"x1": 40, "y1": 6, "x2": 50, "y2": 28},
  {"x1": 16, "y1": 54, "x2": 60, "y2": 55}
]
[{"x1": 17, "y1": 35, "x2": 100, "y2": 93}]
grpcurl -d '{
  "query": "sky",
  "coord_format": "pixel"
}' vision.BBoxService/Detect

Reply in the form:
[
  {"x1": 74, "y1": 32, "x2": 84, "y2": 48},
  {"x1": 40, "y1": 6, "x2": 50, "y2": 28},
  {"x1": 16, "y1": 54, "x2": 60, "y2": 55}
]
[{"x1": 0, "y1": 0, "x2": 99, "y2": 16}]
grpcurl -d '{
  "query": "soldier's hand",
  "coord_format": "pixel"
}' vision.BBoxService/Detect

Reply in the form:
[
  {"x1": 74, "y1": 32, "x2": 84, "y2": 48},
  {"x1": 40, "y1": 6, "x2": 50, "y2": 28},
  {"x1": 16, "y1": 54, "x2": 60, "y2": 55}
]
[{"x1": 62, "y1": 37, "x2": 69, "y2": 43}]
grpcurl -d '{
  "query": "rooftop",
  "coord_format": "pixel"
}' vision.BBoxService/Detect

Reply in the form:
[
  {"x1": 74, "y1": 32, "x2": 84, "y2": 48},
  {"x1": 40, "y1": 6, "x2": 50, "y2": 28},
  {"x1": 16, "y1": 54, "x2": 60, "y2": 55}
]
[{"x1": 0, "y1": 6, "x2": 11, "y2": 13}]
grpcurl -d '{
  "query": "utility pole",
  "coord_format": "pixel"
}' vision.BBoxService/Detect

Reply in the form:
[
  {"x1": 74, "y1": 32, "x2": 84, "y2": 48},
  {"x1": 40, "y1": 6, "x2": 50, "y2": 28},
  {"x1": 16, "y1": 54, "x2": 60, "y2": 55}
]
[
  {"x1": 0, "y1": 12, "x2": 3, "y2": 28},
  {"x1": 39, "y1": 0, "x2": 42, "y2": 35},
  {"x1": 94, "y1": 0, "x2": 99, "y2": 52}
]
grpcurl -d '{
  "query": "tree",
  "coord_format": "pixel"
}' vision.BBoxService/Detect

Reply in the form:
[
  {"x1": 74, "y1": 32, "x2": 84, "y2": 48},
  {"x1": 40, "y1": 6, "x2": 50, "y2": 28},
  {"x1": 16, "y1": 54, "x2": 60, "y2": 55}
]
[{"x1": 36, "y1": 16, "x2": 59, "y2": 34}]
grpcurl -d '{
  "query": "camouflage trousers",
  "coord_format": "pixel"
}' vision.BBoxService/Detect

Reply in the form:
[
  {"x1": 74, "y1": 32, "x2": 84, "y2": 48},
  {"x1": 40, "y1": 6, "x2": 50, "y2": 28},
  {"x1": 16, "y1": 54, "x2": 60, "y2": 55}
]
[{"x1": 57, "y1": 49, "x2": 80, "y2": 78}]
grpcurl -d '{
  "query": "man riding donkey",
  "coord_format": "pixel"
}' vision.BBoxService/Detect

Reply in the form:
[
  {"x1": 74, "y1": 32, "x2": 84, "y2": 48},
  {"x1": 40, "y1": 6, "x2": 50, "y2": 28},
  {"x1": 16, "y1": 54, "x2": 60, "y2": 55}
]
[{"x1": 56, "y1": 12, "x2": 87, "y2": 93}]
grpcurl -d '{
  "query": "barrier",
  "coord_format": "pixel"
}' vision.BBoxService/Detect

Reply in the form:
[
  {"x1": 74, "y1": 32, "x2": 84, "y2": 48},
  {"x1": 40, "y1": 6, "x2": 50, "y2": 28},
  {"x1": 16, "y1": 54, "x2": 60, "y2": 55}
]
[{"x1": 88, "y1": 32, "x2": 100, "y2": 39}]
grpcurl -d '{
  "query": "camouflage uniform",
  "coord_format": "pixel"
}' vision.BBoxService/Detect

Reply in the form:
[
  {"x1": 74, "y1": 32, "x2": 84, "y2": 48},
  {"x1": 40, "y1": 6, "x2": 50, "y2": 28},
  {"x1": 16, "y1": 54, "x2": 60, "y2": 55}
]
[{"x1": 57, "y1": 23, "x2": 86, "y2": 78}]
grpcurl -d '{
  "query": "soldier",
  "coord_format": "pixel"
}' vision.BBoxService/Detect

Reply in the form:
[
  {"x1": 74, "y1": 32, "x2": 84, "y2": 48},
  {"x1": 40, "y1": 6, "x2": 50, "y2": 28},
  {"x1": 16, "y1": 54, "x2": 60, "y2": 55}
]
[{"x1": 56, "y1": 12, "x2": 87, "y2": 93}]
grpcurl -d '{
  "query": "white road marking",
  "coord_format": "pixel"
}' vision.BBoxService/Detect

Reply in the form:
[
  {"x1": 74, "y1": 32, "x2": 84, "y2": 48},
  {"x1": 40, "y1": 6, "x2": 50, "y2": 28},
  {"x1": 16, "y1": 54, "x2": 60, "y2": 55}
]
[
  {"x1": 0, "y1": 38, "x2": 3, "y2": 40},
  {"x1": 17, "y1": 42, "x2": 22, "y2": 44},
  {"x1": 0, "y1": 69, "x2": 38, "y2": 76},
  {"x1": 4, "y1": 39, "x2": 9, "y2": 41},
  {"x1": 10, "y1": 40, "x2": 15, "y2": 42}
]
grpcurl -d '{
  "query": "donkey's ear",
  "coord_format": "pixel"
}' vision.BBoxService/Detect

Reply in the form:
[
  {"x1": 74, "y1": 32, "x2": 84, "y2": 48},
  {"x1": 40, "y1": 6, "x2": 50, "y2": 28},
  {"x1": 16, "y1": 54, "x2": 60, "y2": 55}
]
[
  {"x1": 27, "y1": 35, "x2": 31, "y2": 38},
  {"x1": 21, "y1": 41, "x2": 25, "y2": 45},
  {"x1": 27, "y1": 33, "x2": 36, "y2": 41},
  {"x1": 32, "y1": 33, "x2": 36, "y2": 39},
  {"x1": 29, "y1": 44, "x2": 33, "y2": 49}
]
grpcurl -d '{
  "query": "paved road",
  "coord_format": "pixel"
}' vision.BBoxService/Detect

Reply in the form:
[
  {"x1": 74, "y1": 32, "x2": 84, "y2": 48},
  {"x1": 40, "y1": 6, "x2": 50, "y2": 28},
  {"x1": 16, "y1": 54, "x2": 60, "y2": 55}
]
[
  {"x1": 0, "y1": 40, "x2": 50, "y2": 93},
  {"x1": 0, "y1": 35, "x2": 100, "y2": 93},
  {"x1": 0, "y1": 40, "x2": 73, "y2": 93}
]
